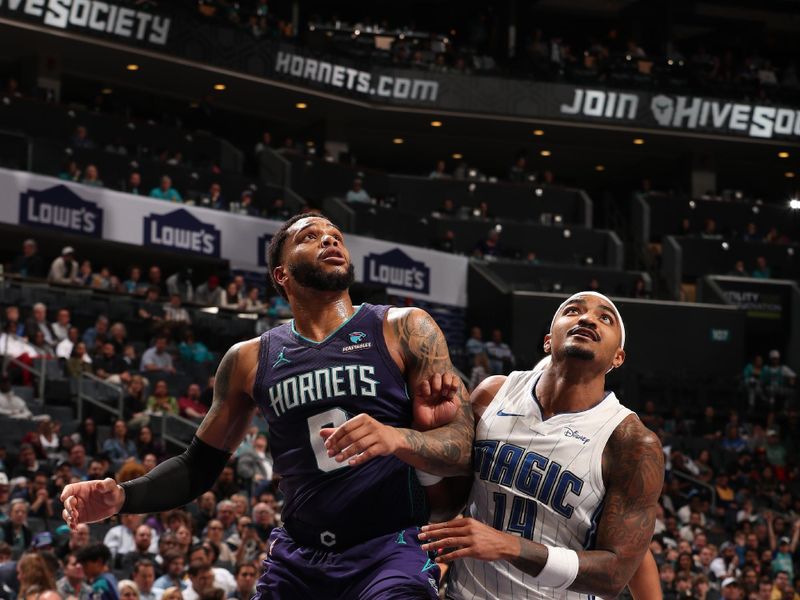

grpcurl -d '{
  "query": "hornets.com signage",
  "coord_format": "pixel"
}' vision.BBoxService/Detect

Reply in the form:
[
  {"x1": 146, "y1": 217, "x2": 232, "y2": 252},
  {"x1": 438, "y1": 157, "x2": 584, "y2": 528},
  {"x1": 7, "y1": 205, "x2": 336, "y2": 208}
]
[
  {"x1": 0, "y1": 0, "x2": 171, "y2": 45},
  {"x1": 144, "y1": 209, "x2": 221, "y2": 257},
  {"x1": 560, "y1": 87, "x2": 800, "y2": 140},
  {"x1": 19, "y1": 184, "x2": 103, "y2": 237},
  {"x1": 274, "y1": 50, "x2": 439, "y2": 103},
  {"x1": 363, "y1": 249, "x2": 431, "y2": 295}
]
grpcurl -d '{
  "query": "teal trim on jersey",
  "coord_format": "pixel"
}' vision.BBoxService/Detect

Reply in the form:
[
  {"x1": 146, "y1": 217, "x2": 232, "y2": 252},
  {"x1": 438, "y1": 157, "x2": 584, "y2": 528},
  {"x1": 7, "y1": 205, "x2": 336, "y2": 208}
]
[
  {"x1": 421, "y1": 557, "x2": 437, "y2": 573},
  {"x1": 396, "y1": 529, "x2": 407, "y2": 544},
  {"x1": 290, "y1": 304, "x2": 364, "y2": 345}
]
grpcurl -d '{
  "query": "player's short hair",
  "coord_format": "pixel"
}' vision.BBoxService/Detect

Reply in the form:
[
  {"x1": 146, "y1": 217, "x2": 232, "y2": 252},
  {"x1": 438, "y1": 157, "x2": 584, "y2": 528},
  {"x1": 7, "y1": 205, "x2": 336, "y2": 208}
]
[{"x1": 267, "y1": 213, "x2": 332, "y2": 299}]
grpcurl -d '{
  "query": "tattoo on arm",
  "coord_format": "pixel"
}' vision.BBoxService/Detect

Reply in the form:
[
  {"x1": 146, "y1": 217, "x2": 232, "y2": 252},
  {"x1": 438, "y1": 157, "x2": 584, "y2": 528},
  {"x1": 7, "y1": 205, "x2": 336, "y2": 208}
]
[
  {"x1": 197, "y1": 343, "x2": 254, "y2": 452},
  {"x1": 393, "y1": 309, "x2": 474, "y2": 476},
  {"x1": 510, "y1": 418, "x2": 664, "y2": 599}
]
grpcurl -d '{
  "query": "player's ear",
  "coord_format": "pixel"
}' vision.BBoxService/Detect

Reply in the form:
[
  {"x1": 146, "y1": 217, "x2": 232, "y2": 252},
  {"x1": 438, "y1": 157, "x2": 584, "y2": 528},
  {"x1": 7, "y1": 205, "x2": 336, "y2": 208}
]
[
  {"x1": 612, "y1": 348, "x2": 625, "y2": 369},
  {"x1": 273, "y1": 265, "x2": 288, "y2": 288},
  {"x1": 543, "y1": 333, "x2": 552, "y2": 355}
]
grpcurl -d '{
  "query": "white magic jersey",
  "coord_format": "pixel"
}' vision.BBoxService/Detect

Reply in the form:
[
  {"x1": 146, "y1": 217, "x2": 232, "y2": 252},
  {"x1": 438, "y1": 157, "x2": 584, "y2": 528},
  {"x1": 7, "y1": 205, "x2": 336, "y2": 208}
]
[{"x1": 448, "y1": 370, "x2": 634, "y2": 600}]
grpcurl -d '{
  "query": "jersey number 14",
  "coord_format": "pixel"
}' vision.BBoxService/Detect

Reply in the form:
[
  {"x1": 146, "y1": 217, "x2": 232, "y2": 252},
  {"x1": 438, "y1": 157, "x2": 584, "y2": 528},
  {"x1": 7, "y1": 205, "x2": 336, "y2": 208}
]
[{"x1": 493, "y1": 492, "x2": 538, "y2": 540}]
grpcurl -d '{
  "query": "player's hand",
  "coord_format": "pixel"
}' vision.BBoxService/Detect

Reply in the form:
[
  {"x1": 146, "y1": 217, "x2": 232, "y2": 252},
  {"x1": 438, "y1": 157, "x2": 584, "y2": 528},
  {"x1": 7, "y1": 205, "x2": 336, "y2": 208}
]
[
  {"x1": 60, "y1": 478, "x2": 125, "y2": 529},
  {"x1": 418, "y1": 517, "x2": 519, "y2": 564},
  {"x1": 412, "y1": 372, "x2": 461, "y2": 431},
  {"x1": 320, "y1": 413, "x2": 404, "y2": 467}
]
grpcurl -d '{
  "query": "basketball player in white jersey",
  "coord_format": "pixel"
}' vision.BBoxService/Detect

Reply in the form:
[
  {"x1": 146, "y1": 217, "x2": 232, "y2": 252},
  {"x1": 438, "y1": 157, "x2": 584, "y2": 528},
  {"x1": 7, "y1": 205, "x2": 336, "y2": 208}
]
[{"x1": 418, "y1": 291, "x2": 665, "y2": 600}]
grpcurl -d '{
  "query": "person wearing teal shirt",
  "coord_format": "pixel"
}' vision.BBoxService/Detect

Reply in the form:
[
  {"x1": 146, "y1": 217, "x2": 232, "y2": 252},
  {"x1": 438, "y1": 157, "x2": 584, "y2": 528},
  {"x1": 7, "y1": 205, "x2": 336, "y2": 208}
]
[{"x1": 149, "y1": 175, "x2": 182, "y2": 202}]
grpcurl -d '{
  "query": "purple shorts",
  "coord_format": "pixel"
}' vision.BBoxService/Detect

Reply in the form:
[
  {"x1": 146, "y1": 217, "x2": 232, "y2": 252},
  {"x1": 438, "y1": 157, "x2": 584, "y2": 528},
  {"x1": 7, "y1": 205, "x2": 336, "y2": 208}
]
[{"x1": 256, "y1": 526, "x2": 441, "y2": 599}]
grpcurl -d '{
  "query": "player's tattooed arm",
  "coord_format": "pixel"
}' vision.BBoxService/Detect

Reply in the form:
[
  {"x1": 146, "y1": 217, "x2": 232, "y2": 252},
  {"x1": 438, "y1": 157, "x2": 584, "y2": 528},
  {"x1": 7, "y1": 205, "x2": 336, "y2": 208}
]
[
  {"x1": 196, "y1": 339, "x2": 260, "y2": 452},
  {"x1": 391, "y1": 307, "x2": 475, "y2": 476},
  {"x1": 511, "y1": 416, "x2": 664, "y2": 598}
]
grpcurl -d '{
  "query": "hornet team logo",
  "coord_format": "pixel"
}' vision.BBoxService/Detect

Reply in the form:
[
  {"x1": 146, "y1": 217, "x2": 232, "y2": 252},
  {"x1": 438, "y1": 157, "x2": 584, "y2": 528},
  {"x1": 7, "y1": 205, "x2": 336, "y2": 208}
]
[{"x1": 343, "y1": 331, "x2": 371, "y2": 353}]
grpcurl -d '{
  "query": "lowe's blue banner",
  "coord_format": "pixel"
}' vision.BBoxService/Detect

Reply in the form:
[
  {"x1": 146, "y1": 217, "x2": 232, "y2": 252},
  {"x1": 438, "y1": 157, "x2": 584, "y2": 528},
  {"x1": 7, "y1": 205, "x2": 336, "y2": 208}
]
[{"x1": 0, "y1": 169, "x2": 468, "y2": 307}]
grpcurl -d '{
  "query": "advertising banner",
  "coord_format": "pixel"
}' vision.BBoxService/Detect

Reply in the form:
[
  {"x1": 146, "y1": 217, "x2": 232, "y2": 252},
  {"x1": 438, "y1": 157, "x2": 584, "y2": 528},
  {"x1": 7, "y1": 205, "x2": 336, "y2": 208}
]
[{"x1": 0, "y1": 169, "x2": 468, "y2": 307}]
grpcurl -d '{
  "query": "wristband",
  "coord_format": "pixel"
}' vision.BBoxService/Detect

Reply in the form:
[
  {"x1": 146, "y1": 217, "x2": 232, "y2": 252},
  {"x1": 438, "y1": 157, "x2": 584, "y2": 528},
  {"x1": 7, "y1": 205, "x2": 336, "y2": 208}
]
[
  {"x1": 536, "y1": 545, "x2": 579, "y2": 591},
  {"x1": 415, "y1": 469, "x2": 443, "y2": 487}
]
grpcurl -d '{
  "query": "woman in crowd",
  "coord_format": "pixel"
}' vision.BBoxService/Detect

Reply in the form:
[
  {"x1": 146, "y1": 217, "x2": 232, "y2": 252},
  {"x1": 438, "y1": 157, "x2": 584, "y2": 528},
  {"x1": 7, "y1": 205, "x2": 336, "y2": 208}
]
[
  {"x1": 16, "y1": 552, "x2": 57, "y2": 598},
  {"x1": 66, "y1": 342, "x2": 92, "y2": 378},
  {"x1": 102, "y1": 419, "x2": 137, "y2": 471},
  {"x1": 145, "y1": 380, "x2": 178, "y2": 416},
  {"x1": 136, "y1": 425, "x2": 165, "y2": 461}
]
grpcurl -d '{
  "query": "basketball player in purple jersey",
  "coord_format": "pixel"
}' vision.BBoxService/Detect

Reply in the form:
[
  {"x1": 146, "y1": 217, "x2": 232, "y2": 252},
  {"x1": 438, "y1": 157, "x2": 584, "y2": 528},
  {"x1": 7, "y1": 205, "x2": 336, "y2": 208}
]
[{"x1": 60, "y1": 214, "x2": 474, "y2": 599}]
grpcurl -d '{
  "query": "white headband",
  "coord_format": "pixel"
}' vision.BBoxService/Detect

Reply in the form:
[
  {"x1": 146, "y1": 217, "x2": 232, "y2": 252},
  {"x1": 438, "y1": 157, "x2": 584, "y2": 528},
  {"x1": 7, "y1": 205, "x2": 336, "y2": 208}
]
[{"x1": 550, "y1": 291, "x2": 626, "y2": 349}]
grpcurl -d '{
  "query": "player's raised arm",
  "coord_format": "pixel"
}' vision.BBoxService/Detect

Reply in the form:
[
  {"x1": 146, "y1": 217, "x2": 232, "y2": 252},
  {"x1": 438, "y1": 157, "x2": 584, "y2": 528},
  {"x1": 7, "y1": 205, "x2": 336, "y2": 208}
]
[
  {"x1": 61, "y1": 340, "x2": 259, "y2": 527},
  {"x1": 322, "y1": 307, "x2": 474, "y2": 476}
]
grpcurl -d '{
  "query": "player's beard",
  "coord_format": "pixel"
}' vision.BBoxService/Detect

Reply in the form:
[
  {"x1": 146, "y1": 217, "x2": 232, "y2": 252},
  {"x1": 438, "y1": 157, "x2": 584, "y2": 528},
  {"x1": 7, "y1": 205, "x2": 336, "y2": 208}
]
[
  {"x1": 563, "y1": 344, "x2": 595, "y2": 361},
  {"x1": 289, "y1": 259, "x2": 355, "y2": 293}
]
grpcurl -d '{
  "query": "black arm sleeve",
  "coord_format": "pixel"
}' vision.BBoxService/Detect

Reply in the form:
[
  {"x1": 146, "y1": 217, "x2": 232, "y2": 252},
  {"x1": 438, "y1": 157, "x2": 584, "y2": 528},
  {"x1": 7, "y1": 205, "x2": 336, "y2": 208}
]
[{"x1": 119, "y1": 436, "x2": 231, "y2": 514}]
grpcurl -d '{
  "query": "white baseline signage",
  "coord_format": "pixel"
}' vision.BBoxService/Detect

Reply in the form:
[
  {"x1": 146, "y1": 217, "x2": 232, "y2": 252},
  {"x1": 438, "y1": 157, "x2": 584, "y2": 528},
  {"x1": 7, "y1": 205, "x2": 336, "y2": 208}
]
[{"x1": 0, "y1": 169, "x2": 468, "y2": 307}]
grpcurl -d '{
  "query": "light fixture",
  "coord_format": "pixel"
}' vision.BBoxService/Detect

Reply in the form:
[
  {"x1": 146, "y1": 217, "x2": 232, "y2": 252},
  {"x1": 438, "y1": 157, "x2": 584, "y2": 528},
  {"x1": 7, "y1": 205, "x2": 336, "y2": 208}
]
[
  {"x1": 540, "y1": 150, "x2": 551, "y2": 157},
  {"x1": 393, "y1": 137, "x2": 404, "y2": 144},
  {"x1": 532, "y1": 129, "x2": 545, "y2": 136},
  {"x1": 778, "y1": 151, "x2": 790, "y2": 159},
  {"x1": 126, "y1": 64, "x2": 139, "y2": 71},
  {"x1": 213, "y1": 84, "x2": 226, "y2": 91},
  {"x1": 721, "y1": 242, "x2": 730, "y2": 250},
  {"x1": 595, "y1": 165, "x2": 605, "y2": 172},
  {"x1": 451, "y1": 152, "x2": 463, "y2": 160},
  {"x1": 633, "y1": 138, "x2": 645, "y2": 145},
  {"x1": 786, "y1": 172, "x2": 796, "y2": 179},
  {"x1": 101, "y1": 88, "x2": 113, "y2": 95},
  {"x1": 430, "y1": 120, "x2": 442, "y2": 127},
  {"x1": 790, "y1": 198, "x2": 800, "y2": 210},
  {"x1": 295, "y1": 102, "x2": 307, "y2": 109}
]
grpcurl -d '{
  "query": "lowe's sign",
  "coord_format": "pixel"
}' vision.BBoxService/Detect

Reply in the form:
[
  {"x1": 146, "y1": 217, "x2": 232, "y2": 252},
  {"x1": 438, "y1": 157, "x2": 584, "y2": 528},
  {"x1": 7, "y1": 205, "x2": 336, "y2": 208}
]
[
  {"x1": 363, "y1": 248, "x2": 431, "y2": 295},
  {"x1": 19, "y1": 184, "x2": 103, "y2": 236},
  {"x1": 144, "y1": 209, "x2": 220, "y2": 257}
]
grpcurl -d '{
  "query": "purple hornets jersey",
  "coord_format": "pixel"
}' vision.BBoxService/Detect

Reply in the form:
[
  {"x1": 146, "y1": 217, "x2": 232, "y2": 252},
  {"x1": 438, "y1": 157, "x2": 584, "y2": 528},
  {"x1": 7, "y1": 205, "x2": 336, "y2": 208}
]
[{"x1": 253, "y1": 303, "x2": 428, "y2": 550}]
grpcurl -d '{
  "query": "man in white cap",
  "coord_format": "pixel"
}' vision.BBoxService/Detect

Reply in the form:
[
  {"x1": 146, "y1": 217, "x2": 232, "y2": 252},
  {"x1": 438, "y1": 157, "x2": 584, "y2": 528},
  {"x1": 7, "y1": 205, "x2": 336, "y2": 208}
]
[
  {"x1": 418, "y1": 291, "x2": 664, "y2": 600},
  {"x1": 47, "y1": 247, "x2": 80, "y2": 285}
]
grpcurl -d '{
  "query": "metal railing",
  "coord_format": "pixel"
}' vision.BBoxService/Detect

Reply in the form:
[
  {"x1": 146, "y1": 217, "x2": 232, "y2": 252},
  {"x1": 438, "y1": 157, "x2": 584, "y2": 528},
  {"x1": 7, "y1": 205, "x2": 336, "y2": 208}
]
[
  {"x1": 75, "y1": 372, "x2": 125, "y2": 421},
  {"x1": 671, "y1": 469, "x2": 717, "y2": 512},
  {"x1": 1, "y1": 334, "x2": 54, "y2": 401}
]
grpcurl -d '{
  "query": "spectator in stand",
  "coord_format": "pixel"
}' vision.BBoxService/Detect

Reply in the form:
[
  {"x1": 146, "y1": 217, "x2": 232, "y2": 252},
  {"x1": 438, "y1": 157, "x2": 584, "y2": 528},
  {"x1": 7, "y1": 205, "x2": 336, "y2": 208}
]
[
  {"x1": 107, "y1": 323, "x2": 128, "y2": 355},
  {"x1": 508, "y1": 155, "x2": 529, "y2": 183},
  {"x1": 135, "y1": 426, "x2": 164, "y2": 462},
  {"x1": 267, "y1": 294, "x2": 291, "y2": 319},
  {"x1": 123, "y1": 267, "x2": 148, "y2": 296},
  {"x1": 179, "y1": 330, "x2": 214, "y2": 366},
  {"x1": 742, "y1": 222, "x2": 762, "y2": 243},
  {"x1": 12, "y1": 443, "x2": 47, "y2": 479},
  {"x1": 4, "y1": 304, "x2": 25, "y2": 336},
  {"x1": 744, "y1": 355, "x2": 766, "y2": 409},
  {"x1": 753, "y1": 256, "x2": 772, "y2": 279},
  {"x1": 229, "y1": 562, "x2": 257, "y2": 600},
  {"x1": 233, "y1": 190, "x2": 259, "y2": 216},
  {"x1": 58, "y1": 159, "x2": 82, "y2": 182},
  {"x1": 631, "y1": 277, "x2": 651, "y2": 299},
  {"x1": 57, "y1": 551, "x2": 91, "y2": 600},
  {"x1": 206, "y1": 183, "x2": 225, "y2": 210},
  {"x1": 163, "y1": 294, "x2": 192, "y2": 328},
  {"x1": 138, "y1": 287, "x2": 165, "y2": 329},
  {"x1": 484, "y1": 328, "x2": 515, "y2": 374},
  {"x1": 68, "y1": 443, "x2": 90, "y2": 480},
  {"x1": 428, "y1": 160, "x2": 449, "y2": 179},
  {"x1": 147, "y1": 266, "x2": 167, "y2": 297},
  {"x1": 701, "y1": 218, "x2": 723, "y2": 240},
  {"x1": 761, "y1": 350, "x2": 796, "y2": 404},
  {"x1": 344, "y1": 177, "x2": 370, "y2": 204},
  {"x1": 104, "y1": 515, "x2": 150, "y2": 566},
  {"x1": 149, "y1": 176, "x2": 182, "y2": 203},
  {"x1": 73, "y1": 418, "x2": 99, "y2": 457},
  {"x1": 24, "y1": 303, "x2": 57, "y2": 351},
  {"x1": 0, "y1": 376, "x2": 34, "y2": 419},
  {"x1": 465, "y1": 326, "x2": 486, "y2": 361},
  {"x1": 66, "y1": 342, "x2": 93, "y2": 378},
  {"x1": 178, "y1": 384, "x2": 207, "y2": 420},
  {"x1": 83, "y1": 315, "x2": 109, "y2": 351},
  {"x1": 266, "y1": 197, "x2": 291, "y2": 221},
  {"x1": 140, "y1": 337, "x2": 175, "y2": 375},
  {"x1": 51, "y1": 308, "x2": 72, "y2": 342},
  {"x1": 101, "y1": 420, "x2": 137, "y2": 472},
  {"x1": 124, "y1": 172, "x2": 144, "y2": 196},
  {"x1": 70, "y1": 125, "x2": 95, "y2": 149},
  {"x1": 93, "y1": 342, "x2": 131, "y2": 386},
  {"x1": 254, "y1": 130, "x2": 271, "y2": 156},
  {"x1": 120, "y1": 529, "x2": 159, "y2": 574},
  {"x1": 729, "y1": 260, "x2": 748, "y2": 277},
  {"x1": 77, "y1": 260, "x2": 95, "y2": 287},
  {"x1": 10, "y1": 239, "x2": 46, "y2": 279},
  {"x1": 153, "y1": 552, "x2": 186, "y2": 591},
  {"x1": 131, "y1": 560, "x2": 160, "y2": 600},
  {"x1": 243, "y1": 287, "x2": 266, "y2": 313},
  {"x1": 81, "y1": 164, "x2": 104, "y2": 187},
  {"x1": 77, "y1": 543, "x2": 118, "y2": 600},
  {"x1": 146, "y1": 380, "x2": 178, "y2": 416},
  {"x1": 196, "y1": 276, "x2": 223, "y2": 306},
  {"x1": 183, "y1": 563, "x2": 215, "y2": 600},
  {"x1": 16, "y1": 551, "x2": 57, "y2": 596},
  {"x1": 118, "y1": 580, "x2": 140, "y2": 600},
  {"x1": 47, "y1": 246, "x2": 80, "y2": 285},
  {"x1": 219, "y1": 282, "x2": 244, "y2": 311},
  {"x1": 473, "y1": 228, "x2": 502, "y2": 258},
  {"x1": 2, "y1": 499, "x2": 32, "y2": 558},
  {"x1": 469, "y1": 352, "x2": 490, "y2": 392},
  {"x1": 166, "y1": 269, "x2": 194, "y2": 303}
]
